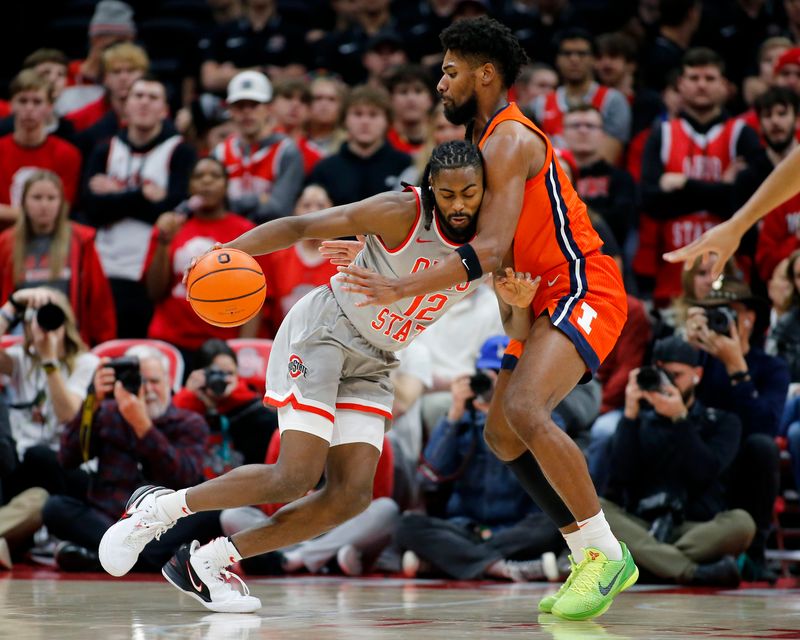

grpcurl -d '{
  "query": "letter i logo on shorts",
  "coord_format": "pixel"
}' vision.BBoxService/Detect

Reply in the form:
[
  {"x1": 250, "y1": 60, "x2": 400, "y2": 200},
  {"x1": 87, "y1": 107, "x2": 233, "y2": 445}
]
[{"x1": 288, "y1": 354, "x2": 308, "y2": 379}]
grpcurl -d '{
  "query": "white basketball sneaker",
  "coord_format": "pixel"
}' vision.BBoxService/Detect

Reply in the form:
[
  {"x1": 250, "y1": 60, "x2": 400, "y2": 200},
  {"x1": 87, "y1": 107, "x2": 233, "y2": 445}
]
[
  {"x1": 162, "y1": 540, "x2": 262, "y2": 613},
  {"x1": 99, "y1": 485, "x2": 176, "y2": 577}
]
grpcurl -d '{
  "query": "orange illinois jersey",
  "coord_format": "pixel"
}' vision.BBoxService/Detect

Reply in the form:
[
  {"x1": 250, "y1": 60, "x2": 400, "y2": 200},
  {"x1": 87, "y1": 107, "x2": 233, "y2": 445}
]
[
  {"x1": 477, "y1": 103, "x2": 603, "y2": 279},
  {"x1": 478, "y1": 103, "x2": 626, "y2": 373}
]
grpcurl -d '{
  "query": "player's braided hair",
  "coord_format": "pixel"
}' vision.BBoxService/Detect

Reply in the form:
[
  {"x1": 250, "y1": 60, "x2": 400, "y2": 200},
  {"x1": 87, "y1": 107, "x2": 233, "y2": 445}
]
[
  {"x1": 440, "y1": 17, "x2": 530, "y2": 89},
  {"x1": 419, "y1": 141, "x2": 484, "y2": 231}
]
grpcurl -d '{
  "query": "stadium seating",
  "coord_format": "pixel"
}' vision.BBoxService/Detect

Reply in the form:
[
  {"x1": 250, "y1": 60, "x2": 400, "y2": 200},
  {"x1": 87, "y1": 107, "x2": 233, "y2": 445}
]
[{"x1": 227, "y1": 338, "x2": 273, "y2": 396}]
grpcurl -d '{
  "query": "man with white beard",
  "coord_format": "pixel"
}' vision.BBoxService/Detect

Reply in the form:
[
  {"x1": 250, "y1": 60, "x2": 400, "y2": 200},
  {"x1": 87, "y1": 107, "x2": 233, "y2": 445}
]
[{"x1": 40, "y1": 346, "x2": 221, "y2": 572}]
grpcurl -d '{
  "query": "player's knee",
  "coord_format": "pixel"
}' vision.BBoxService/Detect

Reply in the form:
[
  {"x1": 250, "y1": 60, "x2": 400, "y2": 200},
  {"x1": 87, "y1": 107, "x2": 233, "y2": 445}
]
[
  {"x1": 260, "y1": 463, "x2": 319, "y2": 502},
  {"x1": 483, "y1": 423, "x2": 518, "y2": 460},
  {"x1": 503, "y1": 393, "x2": 550, "y2": 438},
  {"x1": 323, "y1": 483, "x2": 372, "y2": 523}
]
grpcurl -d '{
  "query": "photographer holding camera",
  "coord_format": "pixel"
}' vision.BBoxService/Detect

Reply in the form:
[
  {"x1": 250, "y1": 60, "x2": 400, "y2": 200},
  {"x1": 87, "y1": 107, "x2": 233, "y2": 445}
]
[
  {"x1": 42, "y1": 345, "x2": 222, "y2": 571},
  {"x1": 0, "y1": 287, "x2": 98, "y2": 503},
  {"x1": 602, "y1": 336, "x2": 755, "y2": 587},
  {"x1": 395, "y1": 336, "x2": 564, "y2": 583},
  {"x1": 685, "y1": 276, "x2": 789, "y2": 580},
  {"x1": 173, "y1": 339, "x2": 277, "y2": 475}
]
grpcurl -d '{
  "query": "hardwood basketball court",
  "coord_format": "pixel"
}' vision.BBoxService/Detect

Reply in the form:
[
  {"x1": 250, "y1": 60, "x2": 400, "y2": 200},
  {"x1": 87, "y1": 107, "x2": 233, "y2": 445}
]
[{"x1": 2, "y1": 569, "x2": 799, "y2": 639}]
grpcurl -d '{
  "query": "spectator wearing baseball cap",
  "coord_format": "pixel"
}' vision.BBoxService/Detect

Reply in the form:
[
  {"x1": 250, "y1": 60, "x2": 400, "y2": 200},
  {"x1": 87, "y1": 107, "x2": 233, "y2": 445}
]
[
  {"x1": 211, "y1": 71, "x2": 303, "y2": 223},
  {"x1": 67, "y1": 0, "x2": 136, "y2": 88},
  {"x1": 774, "y1": 48, "x2": 800, "y2": 96},
  {"x1": 685, "y1": 277, "x2": 789, "y2": 581}
]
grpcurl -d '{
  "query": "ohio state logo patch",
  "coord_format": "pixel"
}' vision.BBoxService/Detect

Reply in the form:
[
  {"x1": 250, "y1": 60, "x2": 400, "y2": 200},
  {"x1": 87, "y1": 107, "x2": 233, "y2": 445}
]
[{"x1": 288, "y1": 354, "x2": 308, "y2": 379}]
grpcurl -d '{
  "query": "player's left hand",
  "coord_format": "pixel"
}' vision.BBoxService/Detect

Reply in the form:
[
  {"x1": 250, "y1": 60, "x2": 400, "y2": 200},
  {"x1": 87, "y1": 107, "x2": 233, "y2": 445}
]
[
  {"x1": 337, "y1": 264, "x2": 399, "y2": 307},
  {"x1": 494, "y1": 267, "x2": 541, "y2": 308},
  {"x1": 319, "y1": 235, "x2": 366, "y2": 266},
  {"x1": 182, "y1": 242, "x2": 224, "y2": 291}
]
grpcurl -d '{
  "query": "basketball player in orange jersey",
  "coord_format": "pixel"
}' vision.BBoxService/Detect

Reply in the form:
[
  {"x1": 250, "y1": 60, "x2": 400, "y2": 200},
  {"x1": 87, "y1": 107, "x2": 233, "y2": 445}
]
[
  {"x1": 337, "y1": 17, "x2": 637, "y2": 621},
  {"x1": 97, "y1": 141, "x2": 505, "y2": 613}
]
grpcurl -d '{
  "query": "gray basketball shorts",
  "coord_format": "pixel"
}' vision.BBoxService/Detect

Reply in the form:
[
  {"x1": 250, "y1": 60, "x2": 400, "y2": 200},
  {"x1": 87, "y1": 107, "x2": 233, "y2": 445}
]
[{"x1": 264, "y1": 286, "x2": 398, "y2": 449}]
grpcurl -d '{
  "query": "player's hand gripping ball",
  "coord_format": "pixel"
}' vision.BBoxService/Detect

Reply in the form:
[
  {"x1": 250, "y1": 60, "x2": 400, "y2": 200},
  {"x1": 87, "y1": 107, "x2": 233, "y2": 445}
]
[{"x1": 186, "y1": 248, "x2": 266, "y2": 327}]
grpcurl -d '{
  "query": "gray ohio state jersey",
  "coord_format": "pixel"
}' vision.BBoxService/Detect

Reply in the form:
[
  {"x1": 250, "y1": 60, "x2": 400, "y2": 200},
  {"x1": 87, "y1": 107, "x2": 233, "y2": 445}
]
[{"x1": 330, "y1": 187, "x2": 485, "y2": 352}]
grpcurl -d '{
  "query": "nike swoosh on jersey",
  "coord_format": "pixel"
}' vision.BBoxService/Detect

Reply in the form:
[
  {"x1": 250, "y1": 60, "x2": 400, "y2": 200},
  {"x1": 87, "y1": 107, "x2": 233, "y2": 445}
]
[
  {"x1": 598, "y1": 566, "x2": 624, "y2": 596},
  {"x1": 415, "y1": 238, "x2": 434, "y2": 243},
  {"x1": 547, "y1": 275, "x2": 561, "y2": 287}
]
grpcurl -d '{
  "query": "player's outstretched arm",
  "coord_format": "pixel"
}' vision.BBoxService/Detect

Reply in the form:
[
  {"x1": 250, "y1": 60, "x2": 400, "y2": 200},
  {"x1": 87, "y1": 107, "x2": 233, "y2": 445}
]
[
  {"x1": 338, "y1": 126, "x2": 532, "y2": 305},
  {"x1": 224, "y1": 191, "x2": 417, "y2": 256},
  {"x1": 664, "y1": 144, "x2": 800, "y2": 278}
]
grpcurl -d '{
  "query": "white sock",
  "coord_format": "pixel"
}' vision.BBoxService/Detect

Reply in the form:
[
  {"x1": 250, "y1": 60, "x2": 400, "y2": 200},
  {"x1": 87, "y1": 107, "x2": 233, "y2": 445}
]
[
  {"x1": 563, "y1": 529, "x2": 585, "y2": 563},
  {"x1": 577, "y1": 510, "x2": 622, "y2": 561},
  {"x1": 196, "y1": 536, "x2": 243, "y2": 568},
  {"x1": 154, "y1": 488, "x2": 191, "y2": 523}
]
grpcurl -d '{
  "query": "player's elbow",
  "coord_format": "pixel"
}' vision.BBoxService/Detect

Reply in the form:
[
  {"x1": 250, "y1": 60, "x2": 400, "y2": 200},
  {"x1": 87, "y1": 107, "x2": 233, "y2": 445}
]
[{"x1": 478, "y1": 248, "x2": 503, "y2": 274}]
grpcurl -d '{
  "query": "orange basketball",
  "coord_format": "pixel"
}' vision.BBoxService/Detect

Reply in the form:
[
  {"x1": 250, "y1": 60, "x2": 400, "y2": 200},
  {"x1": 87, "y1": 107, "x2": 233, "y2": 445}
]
[{"x1": 187, "y1": 248, "x2": 266, "y2": 327}]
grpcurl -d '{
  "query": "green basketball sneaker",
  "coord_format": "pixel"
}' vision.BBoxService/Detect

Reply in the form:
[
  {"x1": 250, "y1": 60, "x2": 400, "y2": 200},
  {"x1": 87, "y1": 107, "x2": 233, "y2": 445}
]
[
  {"x1": 538, "y1": 554, "x2": 581, "y2": 614},
  {"x1": 551, "y1": 542, "x2": 638, "y2": 621}
]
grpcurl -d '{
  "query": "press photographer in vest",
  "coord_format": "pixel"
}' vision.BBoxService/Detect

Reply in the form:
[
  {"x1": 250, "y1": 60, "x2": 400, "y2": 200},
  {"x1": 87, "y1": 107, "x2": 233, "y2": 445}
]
[{"x1": 83, "y1": 75, "x2": 196, "y2": 338}]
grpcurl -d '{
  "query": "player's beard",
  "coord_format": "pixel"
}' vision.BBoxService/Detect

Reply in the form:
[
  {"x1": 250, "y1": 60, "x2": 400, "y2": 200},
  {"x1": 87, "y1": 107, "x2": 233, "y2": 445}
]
[
  {"x1": 439, "y1": 211, "x2": 479, "y2": 243},
  {"x1": 444, "y1": 94, "x2": 478, "y2": 125}
]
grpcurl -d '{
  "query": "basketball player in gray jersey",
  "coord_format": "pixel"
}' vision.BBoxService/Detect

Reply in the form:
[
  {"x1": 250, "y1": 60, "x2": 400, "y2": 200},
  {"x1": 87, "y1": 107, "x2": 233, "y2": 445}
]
[{"x1": 97, "y1": 141, "x2": 503, "y2": 613}]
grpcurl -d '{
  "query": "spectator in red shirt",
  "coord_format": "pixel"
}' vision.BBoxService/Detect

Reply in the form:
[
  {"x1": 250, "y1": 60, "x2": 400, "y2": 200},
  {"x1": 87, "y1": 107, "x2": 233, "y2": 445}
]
[
  {"x1": 270, "y1": 79, "x2": 324, "y2": 176},
  {"x1": 144, "y1": 157, "x2": 264, "y2": 370},
  {"x1": 172, "y1": 339, "x2": 277, "y2": 474},
  {"x1": 0, "y1": 71, "x2": 82, "y2": 227},
  {"x1": 743, "y1": 88, "x2": 800, "y2": 283},
  {"x1": 0, "y1": 170, "x2": 115, "y2": 347},
  {"x1": 384, "y1": 64, "x2": 435, "y2": 159},
  {"x1": 259, "y1": 184, "x2": 339, "y2": 338}
]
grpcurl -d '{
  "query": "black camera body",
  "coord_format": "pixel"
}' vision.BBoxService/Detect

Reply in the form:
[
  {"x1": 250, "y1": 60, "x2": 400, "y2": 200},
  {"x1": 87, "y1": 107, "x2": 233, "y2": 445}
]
[
  {"x1": 204, "y1": 366, "x2": 230, "y2": 396},
  {"x1": 705, "y1": 306, "x2": 737, "y2": 336},
  {"x1": 465, "y1": 370, "x2": 494, "y2": 410},
  {"x1": 636, "y1": 365, "x2": 672, "y2": 392},
  {"x1": 108, "y1": 357, "x2": 142, "y2": 394},
  {"x1": 636, "y1": 492, "x2": 685, "y2": 543}
]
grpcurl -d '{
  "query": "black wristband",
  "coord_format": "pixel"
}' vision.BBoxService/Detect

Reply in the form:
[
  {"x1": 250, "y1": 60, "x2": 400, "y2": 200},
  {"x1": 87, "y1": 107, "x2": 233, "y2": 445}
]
[{"x1": 455, "y1": 243, "x2": 483, "y2": 281}]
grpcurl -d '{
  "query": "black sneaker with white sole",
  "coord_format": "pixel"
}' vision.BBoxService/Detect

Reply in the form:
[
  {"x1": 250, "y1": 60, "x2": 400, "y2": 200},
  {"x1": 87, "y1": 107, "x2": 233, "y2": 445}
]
[{"x1": 162, "y1": 540, "x2": 261, "y2": 613}]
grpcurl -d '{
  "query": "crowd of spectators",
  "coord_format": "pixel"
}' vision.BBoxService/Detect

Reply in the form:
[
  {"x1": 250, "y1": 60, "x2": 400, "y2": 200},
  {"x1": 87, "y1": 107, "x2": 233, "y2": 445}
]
[{"x1": 0, "y1": 0, "x2": 799, "y2": 586}]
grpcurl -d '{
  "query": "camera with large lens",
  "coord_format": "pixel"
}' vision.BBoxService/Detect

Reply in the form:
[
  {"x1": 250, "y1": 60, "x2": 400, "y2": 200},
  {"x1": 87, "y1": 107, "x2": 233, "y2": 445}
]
[
  {"x1": 204, "y1": 366, "x2": 230, "y2": 396},
  {"x1": 705, "y1": 306, "x2": 737, "y2": 336},
  {"x1": 36, "y1": 302, "x2": 65, "y2": 332},
  {"x1": 636, "y1": 492, "x2": 685, "y2": 543},
  {"x1": 24, "y1": 302, "x2": 65, "y2": 332},
  {"x1": 108, "y1": 356, "x2": 142, "y2": 394},
  {"x1": 465, "y1": 370, "x2": 494, "y2": 410},
  {"x1": 636, "y1": 365, "x2": 671, "y2": 392}
]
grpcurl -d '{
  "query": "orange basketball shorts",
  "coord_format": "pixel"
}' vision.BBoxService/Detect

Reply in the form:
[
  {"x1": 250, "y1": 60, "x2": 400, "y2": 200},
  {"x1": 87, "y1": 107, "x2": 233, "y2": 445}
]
[{"x1": 503, "y1": 253, "x2": 627, "y2": 375}]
